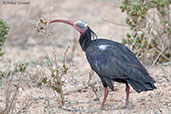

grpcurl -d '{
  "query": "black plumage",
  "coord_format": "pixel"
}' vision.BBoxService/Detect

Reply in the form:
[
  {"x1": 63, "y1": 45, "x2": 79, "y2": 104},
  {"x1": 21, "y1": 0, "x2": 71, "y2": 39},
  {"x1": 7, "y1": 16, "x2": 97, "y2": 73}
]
[{"x1": 80, "y1": 27, "x2": 156, "y2": 93}]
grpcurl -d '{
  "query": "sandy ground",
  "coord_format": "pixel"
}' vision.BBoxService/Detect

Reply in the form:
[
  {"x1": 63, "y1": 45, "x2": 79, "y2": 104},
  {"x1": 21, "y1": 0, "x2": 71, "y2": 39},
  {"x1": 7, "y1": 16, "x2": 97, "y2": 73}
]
[{"x1": 0, "y1": 0, "x2": 171, "y2": 114}]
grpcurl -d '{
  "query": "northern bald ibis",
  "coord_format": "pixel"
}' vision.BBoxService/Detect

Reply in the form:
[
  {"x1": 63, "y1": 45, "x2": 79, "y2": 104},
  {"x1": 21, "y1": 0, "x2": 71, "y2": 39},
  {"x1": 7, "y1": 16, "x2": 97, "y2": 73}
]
[{"x1": 49, "y1": 19, "x2": 157, "y2": 109}]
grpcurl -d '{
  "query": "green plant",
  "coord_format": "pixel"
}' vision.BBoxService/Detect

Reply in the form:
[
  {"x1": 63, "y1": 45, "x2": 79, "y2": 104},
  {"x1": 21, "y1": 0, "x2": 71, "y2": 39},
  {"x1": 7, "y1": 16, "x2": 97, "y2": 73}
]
[
  {"x1": 0, "y1": 19, "x2": 10, "y2": 57},
  {"x1": 120, "y1": 0, "x2": 171, "y2": 64},
  {"x1": 31, "y1": 18, "x2": 70, "y2": 106},
  {"x1": 36, "y1": 47, "x2": 70, "y2": 106},
  {"x1": 0, "y1": 62, "x2": 29, "y2": 80}
]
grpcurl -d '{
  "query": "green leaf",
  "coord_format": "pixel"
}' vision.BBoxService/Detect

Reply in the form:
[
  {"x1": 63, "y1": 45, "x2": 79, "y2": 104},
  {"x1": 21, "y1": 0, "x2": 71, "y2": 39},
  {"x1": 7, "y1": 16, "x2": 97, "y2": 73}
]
[
  {"x1": 127, "y1": 33, "x2": 131, "y2": 38},
  {"x1": 160, "y1": 10, "x2": 166, "y2": 16},
  {"x1": 160, "y1": 19, "x2": 168, "y2": 24},
  {"x1": 122, "y1": 39, "x2": 127, "y2": 45},
  {"x1": 42, "y1": 77, "x2": 47, "y2": 84},
  {"x1": 37, "y1": 82, "x2": 42, "y2": 87},
  {"x1": 136, "y1": 37, "x2": 140, "y2": 43},
  {"x1": 167, "y1": 27, "x2": 171, "y2": 32},
  {"x1": 0, "y1": 52, "x2": 4, "y2": 56}
]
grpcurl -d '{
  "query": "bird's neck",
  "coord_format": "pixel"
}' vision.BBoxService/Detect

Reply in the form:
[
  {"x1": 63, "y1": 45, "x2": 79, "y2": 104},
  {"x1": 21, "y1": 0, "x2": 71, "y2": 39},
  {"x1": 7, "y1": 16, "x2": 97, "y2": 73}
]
[
  {"x1": 79, "y1": 27, "x2": 96, "y2": 51},
  {"x1": 79, "y1": 33, "x2": 92, "y2": 51}
]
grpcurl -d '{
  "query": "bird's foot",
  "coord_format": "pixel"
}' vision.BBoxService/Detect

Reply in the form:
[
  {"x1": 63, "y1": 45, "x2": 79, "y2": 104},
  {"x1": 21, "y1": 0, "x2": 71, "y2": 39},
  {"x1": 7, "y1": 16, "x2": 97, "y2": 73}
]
[
  {"x1": 122, "y1": 104, "x2": 135, "y2": 109},
  {"x1": 100, "y1": 105, "x2": 105, "y2": 110}
]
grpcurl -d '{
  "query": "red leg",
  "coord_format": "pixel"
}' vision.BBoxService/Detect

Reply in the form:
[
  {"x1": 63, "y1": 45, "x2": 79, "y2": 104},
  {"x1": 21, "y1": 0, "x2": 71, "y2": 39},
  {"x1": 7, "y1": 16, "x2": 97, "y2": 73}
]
[
  {"x1": 100, "y1": 87, "x2": 109, "y2": 110},
  {"x1": 125, "y1": 83, "x2": 130, "y2": 107}
]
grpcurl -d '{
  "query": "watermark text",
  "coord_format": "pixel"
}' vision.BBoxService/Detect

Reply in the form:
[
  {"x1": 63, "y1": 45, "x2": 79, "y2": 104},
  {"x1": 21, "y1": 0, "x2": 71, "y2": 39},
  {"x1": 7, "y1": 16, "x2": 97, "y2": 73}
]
[{"x1": 3, "y1": 1, "x2": 30, "y2": 5}]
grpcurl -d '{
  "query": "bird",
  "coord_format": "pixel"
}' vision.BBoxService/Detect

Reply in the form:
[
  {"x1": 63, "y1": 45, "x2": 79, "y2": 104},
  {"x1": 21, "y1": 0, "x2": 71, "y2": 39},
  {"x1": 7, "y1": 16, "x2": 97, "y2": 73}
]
[{"x1": 49, "y1": 19, "x2": 157, "y2": 109}]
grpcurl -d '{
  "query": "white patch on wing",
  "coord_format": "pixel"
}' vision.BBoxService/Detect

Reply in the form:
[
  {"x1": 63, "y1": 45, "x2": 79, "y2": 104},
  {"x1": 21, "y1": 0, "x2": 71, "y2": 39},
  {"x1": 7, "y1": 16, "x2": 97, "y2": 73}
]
[{"x1": 98, "y1": 45, "x2": 109, "y2": 50}]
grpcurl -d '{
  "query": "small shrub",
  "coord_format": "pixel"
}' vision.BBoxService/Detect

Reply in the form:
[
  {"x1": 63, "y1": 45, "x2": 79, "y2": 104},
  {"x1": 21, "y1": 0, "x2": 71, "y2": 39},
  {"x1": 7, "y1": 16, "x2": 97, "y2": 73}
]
[
  {"x1": 0, "y1": 19, "x2": 10, "y2": 57},
  {"x1": 31, "y1": 18, "x2": 70, "y2": 106},
  {"x1": 120, "y1": 0, "x2": 171, "y2": 64},
  {"x1": 0, "y1": 62, "x2": 29, "y2": 114},
  {"x1": 36, "y1": 47, "x2": 70, "y2": 106}
]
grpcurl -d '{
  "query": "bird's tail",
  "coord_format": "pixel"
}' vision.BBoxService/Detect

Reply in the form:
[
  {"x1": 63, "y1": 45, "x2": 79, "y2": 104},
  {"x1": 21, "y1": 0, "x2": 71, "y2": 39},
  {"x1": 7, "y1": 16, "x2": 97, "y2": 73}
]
[
  {"x1": 126, "y1": 67, "x2": 157, "y2": 93},
  {"x1": 127, "y1": 80, "x2": 157, "y2": 93}
]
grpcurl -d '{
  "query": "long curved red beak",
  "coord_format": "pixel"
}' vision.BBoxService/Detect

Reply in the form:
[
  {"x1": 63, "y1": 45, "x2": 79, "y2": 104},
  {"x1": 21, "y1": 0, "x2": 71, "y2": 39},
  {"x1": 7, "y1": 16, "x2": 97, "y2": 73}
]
[
  {"x1": 49, "y1": 19, "x2": 88, "y2": 34},
  {"x1": 49, "y1": 19, "x2": 75, "y2": 27}
]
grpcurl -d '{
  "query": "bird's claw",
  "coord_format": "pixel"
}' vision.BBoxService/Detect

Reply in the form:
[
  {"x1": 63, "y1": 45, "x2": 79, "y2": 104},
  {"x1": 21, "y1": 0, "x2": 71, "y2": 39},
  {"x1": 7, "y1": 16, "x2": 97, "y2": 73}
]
[
  {"x1": 100, "y1": 105, "x2": 105, "y2": 110},
  {"x1": 122, "y1": 104, "x2": 135, "y2": 109}
]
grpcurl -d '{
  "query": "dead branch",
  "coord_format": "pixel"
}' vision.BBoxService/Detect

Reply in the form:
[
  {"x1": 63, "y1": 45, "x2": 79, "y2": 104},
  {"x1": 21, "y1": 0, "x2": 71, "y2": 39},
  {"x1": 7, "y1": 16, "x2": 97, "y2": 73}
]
[{"x1": 152, "y1": 47, "x2": 167, "y2": 66}]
